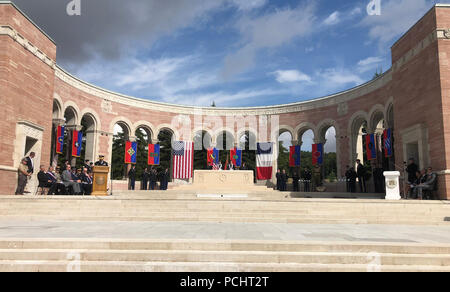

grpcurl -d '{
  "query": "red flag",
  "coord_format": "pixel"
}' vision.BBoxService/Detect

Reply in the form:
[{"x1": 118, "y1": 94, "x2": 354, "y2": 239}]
[{"x1": 72, "y1": 130, "x2": 83, "y2": 158}]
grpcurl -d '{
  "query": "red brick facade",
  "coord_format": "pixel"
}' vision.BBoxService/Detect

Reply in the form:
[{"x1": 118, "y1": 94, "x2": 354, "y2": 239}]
[{"x1": 1, "y1": 2, "x2": 450, "y2": 199}]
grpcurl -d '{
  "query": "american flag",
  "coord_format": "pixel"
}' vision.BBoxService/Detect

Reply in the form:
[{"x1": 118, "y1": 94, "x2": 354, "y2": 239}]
[{"x1": 172, "y1": 141, "x2": 194, "y2": 179}]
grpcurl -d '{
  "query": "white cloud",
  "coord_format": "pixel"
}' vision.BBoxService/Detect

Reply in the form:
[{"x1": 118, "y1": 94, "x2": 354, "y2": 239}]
[
  {"x1": 323, "y1": 11, "x2": 340, "y2": 26},
  {"x1": 317, "y1": 68, "x2": 364, "y2": 87},
  {"x1": 357, "y1": 56, "x2": 384, "y2": 73},
  {"x1": 360, "y1": 0, "x2": 432, "y2": 45},
  {"x1": 162, "y1": 88, "x2": 288, "y2": 107},
  {"x1": 273, "y1": 70, "x2": 312, "y2": 84},
  {"x1": 230, "y1": 0, "x2": 267, "y2": 11},
  {"x1": 350, "y1": 7, "x2": 362, "y2": 16},
  {"x1": 222, "y1": 3, "x2": 316, "y2": 79},
  {"x1": 116, "y1": 57, "x2": 193, "y2": 90}
]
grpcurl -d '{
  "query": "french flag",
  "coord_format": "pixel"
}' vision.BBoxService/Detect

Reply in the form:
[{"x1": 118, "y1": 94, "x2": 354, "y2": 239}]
[
  {"x1": 256, "y1": 143, "x2": 273, "y2": 180},
  {"x1": 56, "y1": 125, "x2": 64, "y2": 154},
  {"x1": 289, "y1": 145, "x2": 301, "y2": 167},
  {"x1": 312, "y1": 143, "x2": 324, "y2": 165},
  {"x1": 384, "y1": 129, "x2": 393, "y2": 158},
  {"x1": 148, "y1": 144, "x2": 160, "y2": 166},
  {"x1": 366, "y1": 134, "x2": 377, "y2": 160},
  {"x1": 72, "y1": 130, "x2": 83, "y2": 158}
]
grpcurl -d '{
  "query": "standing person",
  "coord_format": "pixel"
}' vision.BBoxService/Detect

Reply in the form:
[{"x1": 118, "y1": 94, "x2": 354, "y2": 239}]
[
  {"x1": 406, "y1": 158, "x2": 419, "y2": 185},
  {"x1": 345, "y1": 165, "x2": 351, "y2": 192},
  {"x1": 128, "y1": 165, "x2": 136, "y2": 191},
  {"x1": 276, "y1": 169, "x2": 281, "y2": 191},
  {"x1": 15, "y1": 158, "x2": 31, "y2": 195},
  {"x1": 281, "y1": 169, "x2": 288, "y2": 192},
  {"x1": 24, "y1": 152, "x2": 36, "y2": 194},
  {"x1": 25, "y1": 152, "x2": 36, "y2": 174},
  {"x1": 356, "y1": 159, "x2": 367, "y2": 193},
  {"x1": 348, "y1": 167, "x2": 357, "y2": 193},
  {"x1": 149, "y1": 168, "x2": 157, "y2": 191},
  {"x1": 61, "y1": 165, "x2": 82, "y2": 195},
  {"x1": 160, "y1": 169, "x2": 170, "y2": 191},
  {"x1": 302, "y1": 167, "x2": 312, "y2": 192},
  {"x1": 141, "y1": 168, "x2": 149, "y2": 190},
  {"x1": 292, "y1": 169, "x2": 299, "y2": 192}
]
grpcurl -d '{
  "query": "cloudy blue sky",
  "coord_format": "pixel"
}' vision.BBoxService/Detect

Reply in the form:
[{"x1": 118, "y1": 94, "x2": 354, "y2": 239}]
[{"x1": 13, "y1": 0, "x2": 449, "y2": 108}]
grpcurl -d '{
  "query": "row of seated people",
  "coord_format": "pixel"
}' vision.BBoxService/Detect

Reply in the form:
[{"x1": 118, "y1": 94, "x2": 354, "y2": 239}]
[
  {"x1": 407, "y1": 167, "x2": 438, "y2": 200},
  {"x1": 37, "y1": 164, "x2": 93, "y2": 195}
]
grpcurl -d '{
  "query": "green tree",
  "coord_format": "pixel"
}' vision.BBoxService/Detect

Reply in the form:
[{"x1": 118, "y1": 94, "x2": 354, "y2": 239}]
[
  {"x1": 277, "y1": 141, "x2": 290, "y2": 171},
  {"x1": 193, "y1": 131, "x2": 208, "y2": 170}
]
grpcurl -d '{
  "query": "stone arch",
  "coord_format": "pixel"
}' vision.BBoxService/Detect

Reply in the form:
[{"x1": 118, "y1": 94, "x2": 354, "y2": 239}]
[
  {"x1": 237, "y1": 129, "x2": 257, "y2": 151},
  {"x1": 80, "y1": 108, "x2": 101, "y2": 131},
  {"x1": 348, "y1": 111, "x2": 369, "y2": 165},
  {"x1": 156, "y1": 124, "x2": 179, "y2": 141},
  {"x1": 80, "y1": 110, "x2": 100, "y2": 162},
  {"x1": 52, "y1": 94, "x2": 64, "y2": 120},
  {"x1": 295, "y1": 122, "x2": 317, "y2": 143},
  {"x1": 277, "y1": 125, "x2": 295, "y2": 142},
  {"x1": 109, "y1": 117, "x2": 133, "y2": 137},
  {"x1": 368, "y1": 104, "x2": 385, "y2": 133},
  {"x1": 63, "y1": 104, "x2": 80, "y2": 127},
  {"x1": 316, "y1": 119, "x2": 340, "y2": 143},
  {"x1": 385, "y1": 97, "x2": 395, "y2": 129},
  {"x1": 214, "y1": 128, "x2": 235, "y2": 151},
  {"x1": 133, "y1": 121, "x2": 156, "y2": 143},
  {"x1": 213, "y1": 127, "x2": 236, "y2": 145},
  {"x1": 192, "y1": 128, "x2": 213, "y2": 150},
  {"x1": 348, "y1": 111, "x2": 369, "y2": 136}
]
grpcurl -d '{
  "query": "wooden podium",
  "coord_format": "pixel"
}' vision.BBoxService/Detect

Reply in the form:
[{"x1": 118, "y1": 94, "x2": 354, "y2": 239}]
[{"x1": 92, "y1": 166, "x2": 109, "y2": 196}]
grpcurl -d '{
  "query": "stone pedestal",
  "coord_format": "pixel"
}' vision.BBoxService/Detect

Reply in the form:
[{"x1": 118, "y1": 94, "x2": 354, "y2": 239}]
[
  {"x1": 193, "y1": 170, "x2": 254, "y2": 192},
  {"x1": 384, "y1": 171, "x2": 401, "y2": 200}
]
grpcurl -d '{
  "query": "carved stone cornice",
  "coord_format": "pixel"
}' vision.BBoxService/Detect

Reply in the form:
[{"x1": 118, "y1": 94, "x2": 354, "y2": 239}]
[
  {"x1": 0, "y1": 25, "x2": 55, "y2": 69},
  {"x1": 54, "y1": 66, "x2": 392, "y2": 116},
  {"x1": 392, "y1": 28, "x2": 450, "y2": 73}
]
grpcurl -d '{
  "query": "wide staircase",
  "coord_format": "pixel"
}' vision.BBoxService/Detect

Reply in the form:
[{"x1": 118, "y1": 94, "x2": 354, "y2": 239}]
[
  {"x1": 0, "y1": 193, "x2": 449, "y2": 271},
  {"x1": 0, "y1": 238, "x2": 449, "y2": 272},
  {"x1": 0, "y1": 192, "x2": 448, "y2": 225}
]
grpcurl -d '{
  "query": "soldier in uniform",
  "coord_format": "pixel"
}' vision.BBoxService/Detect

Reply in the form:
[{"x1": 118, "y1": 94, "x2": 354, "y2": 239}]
[
  {"x1": 312, "y1": 165, "x2": 322, "y2": 191},
  {"x1": 95, "y1": 155, "x2": 108, "y2": 166}
]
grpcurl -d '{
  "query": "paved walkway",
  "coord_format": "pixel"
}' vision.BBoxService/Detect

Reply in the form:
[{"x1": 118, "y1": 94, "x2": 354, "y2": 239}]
[{"x1": 0, "y1": 220, "x2": 449, "y2": 244}]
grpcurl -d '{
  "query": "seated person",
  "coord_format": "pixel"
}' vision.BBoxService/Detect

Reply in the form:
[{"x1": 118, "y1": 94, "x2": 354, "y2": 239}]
[
  {"x1": 81, "y1": 167, "x2": 93, "y2": 195},
  {"x1": 37, "y1": 165, "x2": 55, "y2": 195},
  {"x1": 62, "y1": 165, "x2": 82, "y2": 195},
  {"x1": 46, "y1": 166, "x2": 64, "y2": 195},
  {"x1": 415, "y1": 167, "x2": 437, "y2": 200}
]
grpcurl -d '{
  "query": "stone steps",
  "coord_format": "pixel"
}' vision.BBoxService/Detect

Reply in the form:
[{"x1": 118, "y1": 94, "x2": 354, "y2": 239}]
[
  {"x1": 1, "y1": 249, "x2": 450, "y2": 266},
  {"x1": 0, "y1": 239, "x2": 449, "y2": 272},
  {"x1": 0, "y1": 196, "x2": 448, "y2": 225}
]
